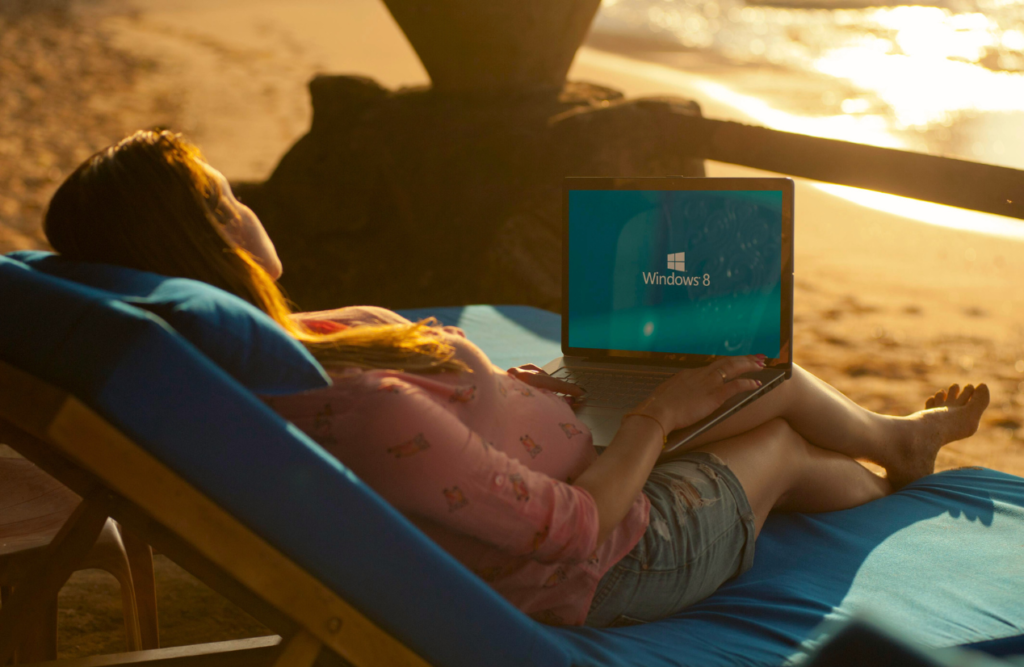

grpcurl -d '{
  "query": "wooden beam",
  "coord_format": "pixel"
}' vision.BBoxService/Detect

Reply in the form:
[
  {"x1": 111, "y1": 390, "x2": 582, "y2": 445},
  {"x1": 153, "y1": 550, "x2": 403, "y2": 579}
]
[
  {"x1": 0, "y1": 491, "x2": 112, "y2": 664},
  {"x1": 685, "y1": 115, "x2": 1024, "y2": 220},
  {"x1": 43, "y1": 397, "x2": 430, "y2": 667},
  {"x1": 0, "y1": 419, "x2": 99, "y2": 497},
  {"x1": 30, "y1": 637, "x2": 282, "y2": 667},
  {"x1": 0, "y1": 367, "x2": 294, "y2": 640},
  {"x1": 0, "y1": 361, "x2": 68, "y2": 441},
  {"x1": 0, "y1": 362, "x2": 100, "y2": 497},
  {"x1": 0, "y1": 365, "x2": 427, "y2": 666},
  {"x1": 108, "y1": 498, "x2": 297, "y2": 640},
  {"x1": 573, "y1": 102, "x2": 1024, "y2": 219}
]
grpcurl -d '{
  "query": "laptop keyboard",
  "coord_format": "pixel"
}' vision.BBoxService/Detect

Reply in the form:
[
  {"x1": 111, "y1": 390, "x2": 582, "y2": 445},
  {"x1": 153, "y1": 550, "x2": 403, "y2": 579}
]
[{"x1": 551, "y1": 367, "x2": 670, "y2": 409}]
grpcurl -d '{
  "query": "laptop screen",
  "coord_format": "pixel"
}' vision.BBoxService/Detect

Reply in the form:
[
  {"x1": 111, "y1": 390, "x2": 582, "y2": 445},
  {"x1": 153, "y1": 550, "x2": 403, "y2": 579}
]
[{"x1": 563, "y1": 178, "x2": 793, "y2": 365}]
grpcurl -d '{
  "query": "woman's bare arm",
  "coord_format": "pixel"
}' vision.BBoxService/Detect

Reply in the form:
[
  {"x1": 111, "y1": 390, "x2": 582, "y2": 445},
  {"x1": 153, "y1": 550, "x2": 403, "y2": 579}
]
[{"x1": 572, "y1": 355, "x2": 765, "y2": 547}]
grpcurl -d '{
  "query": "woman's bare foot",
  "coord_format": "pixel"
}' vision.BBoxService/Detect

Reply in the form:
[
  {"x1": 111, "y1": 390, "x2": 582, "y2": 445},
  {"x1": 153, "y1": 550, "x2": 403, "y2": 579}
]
[{"x1": 885, "y1": 383, "x2": 990, "y2": 489}]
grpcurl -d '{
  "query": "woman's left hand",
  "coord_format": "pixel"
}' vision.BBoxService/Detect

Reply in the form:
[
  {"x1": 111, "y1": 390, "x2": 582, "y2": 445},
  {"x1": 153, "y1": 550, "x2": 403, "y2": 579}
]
[{"x1": 507, "y1": 364, "x2": 585, "y2": 398}]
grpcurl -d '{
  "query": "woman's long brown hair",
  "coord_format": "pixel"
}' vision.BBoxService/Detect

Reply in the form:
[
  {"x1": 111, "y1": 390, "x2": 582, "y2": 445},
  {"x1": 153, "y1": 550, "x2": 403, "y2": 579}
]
[{"x1": 44, "y1": 130, "x2": 466, "y2": 374}]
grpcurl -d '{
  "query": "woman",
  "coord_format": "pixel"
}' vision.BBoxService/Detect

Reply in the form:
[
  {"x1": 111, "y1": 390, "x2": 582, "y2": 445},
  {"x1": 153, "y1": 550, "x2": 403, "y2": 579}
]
[{"x1": 43, "y1": 130, "x2": 990, "y2": 627}]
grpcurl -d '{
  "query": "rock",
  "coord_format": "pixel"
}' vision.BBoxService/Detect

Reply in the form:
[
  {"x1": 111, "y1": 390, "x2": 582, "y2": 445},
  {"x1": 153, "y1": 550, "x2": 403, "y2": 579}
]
[
  {"x1": 381, "y1": 0, "x2": 602, "y2": 95},
  {"x1": 245, "y1": 75, "x2": 705, "y2": 312}
]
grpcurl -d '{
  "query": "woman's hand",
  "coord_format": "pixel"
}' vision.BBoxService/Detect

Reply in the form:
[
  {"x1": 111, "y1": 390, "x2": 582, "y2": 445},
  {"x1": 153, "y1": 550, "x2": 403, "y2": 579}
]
[
  {"x1": 634, "y1": 355, "x2": 766, "y2": 432},
  {"x1": 507, "y1": 364, "x2": 585, "y2": 398}
]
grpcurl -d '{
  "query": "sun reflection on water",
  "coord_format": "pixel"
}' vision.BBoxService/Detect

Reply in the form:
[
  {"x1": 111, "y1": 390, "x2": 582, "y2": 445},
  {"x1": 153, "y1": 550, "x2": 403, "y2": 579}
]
[
  {"x1": 814, "y1": 6, "x2": 1024, "y2": 128},
  {"x1": 815, "y1": 183, "x2": 1024, "y2": 240},
  {"x1": 594, "y1": 0, "x2": 1024, "y2": 168}
]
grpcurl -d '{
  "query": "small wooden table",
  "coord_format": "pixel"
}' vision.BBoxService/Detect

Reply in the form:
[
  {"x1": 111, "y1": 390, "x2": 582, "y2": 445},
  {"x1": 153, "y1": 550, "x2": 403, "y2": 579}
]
[{"x1": 0, "y1": 448, "x2": 158, "y2": 661}]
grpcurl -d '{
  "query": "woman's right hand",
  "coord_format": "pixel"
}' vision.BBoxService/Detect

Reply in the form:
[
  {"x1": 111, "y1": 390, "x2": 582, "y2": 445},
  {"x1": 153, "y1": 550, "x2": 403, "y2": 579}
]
[{"x1": 633, "y1": 355, "x2": 767, "y2": 433}]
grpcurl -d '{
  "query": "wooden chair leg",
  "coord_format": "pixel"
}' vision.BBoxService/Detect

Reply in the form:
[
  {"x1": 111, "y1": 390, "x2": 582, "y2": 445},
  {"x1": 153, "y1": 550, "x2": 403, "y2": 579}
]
[
  {"x1": 119, "y1": 524, "x2": 159, "y2": 649},
  {"x1": 0, "y1": 492, "x2": 111, "y2": 665},
  {"x1": 83, "y1": 519, "x2": 142, "y2": 651},
  {"x1": 15, "y1": 598, "x2": 57, "y2": 664},
  {"x1": 0, "y1": 585, "x2": 51, "y2": 665}
]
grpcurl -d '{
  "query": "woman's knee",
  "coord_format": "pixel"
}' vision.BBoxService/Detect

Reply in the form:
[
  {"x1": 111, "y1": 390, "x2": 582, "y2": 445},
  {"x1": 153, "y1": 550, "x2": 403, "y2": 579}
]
[
  {"x1": 708, "y1": 418, "x2": 804, "y2": 488},
  {"x1": 702, "y1": 418, "x2": 807, "y2": 535},
  {"x1": 774, "y1": 365, "x2": 812, "y2": 406},
  {"x1": 757, "y1": 417, "x2": 805, "y2": 456},
  {"x1": 754, "y1": 419, "x2": 822, "y2": 489}
]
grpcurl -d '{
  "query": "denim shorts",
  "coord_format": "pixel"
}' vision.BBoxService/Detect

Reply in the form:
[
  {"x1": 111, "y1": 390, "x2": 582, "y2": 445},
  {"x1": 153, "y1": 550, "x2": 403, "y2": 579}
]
[{"x1": 585, "y1": 451, "x2": 757, "y2": 627}]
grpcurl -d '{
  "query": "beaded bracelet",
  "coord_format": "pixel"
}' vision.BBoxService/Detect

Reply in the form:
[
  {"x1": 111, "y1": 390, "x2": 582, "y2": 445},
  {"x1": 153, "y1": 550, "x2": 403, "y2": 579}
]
[{"x1": 622, "y1": 411, "x2": 668, "y2": 448}]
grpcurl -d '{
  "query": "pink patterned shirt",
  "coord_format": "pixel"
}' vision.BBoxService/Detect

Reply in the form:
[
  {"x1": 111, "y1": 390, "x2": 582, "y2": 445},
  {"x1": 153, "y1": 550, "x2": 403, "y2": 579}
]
[{"x1": 265, "y1": 307, "x2": 650, "y2": 626}]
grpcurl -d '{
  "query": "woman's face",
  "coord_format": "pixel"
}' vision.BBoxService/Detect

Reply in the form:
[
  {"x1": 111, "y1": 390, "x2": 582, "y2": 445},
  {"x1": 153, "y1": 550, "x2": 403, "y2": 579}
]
[{"x1": 201, "y1": 162, "x2": 283, "y2": 280}]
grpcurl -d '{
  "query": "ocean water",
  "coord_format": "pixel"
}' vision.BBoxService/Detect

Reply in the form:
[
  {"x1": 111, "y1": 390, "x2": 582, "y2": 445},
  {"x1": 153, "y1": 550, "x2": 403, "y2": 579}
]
[{"x1": 592, "y1": 0, "x2": 1024, "y2": 170}]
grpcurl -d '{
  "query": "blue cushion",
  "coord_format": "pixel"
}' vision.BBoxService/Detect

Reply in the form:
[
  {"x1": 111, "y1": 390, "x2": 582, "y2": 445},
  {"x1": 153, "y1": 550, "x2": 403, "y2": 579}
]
[
  {"x1": 5, "y1": 251, "x2": 329, "y2": 395},
  {"x1": 0, "y1": 257, "x2": 565, "y2": 667},
  {"x1": 405, "y1": 306, "x2": 1024, "y2": 665},
  {"x1": 2, "y1": 261, "x2": 1021, "y2": 667}
]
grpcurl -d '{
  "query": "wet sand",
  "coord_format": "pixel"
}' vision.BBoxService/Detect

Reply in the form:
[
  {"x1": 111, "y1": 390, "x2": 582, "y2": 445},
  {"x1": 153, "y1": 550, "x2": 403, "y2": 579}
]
[{"x1": 2, "y1": 0, "x2": 1023, "y2": 656}]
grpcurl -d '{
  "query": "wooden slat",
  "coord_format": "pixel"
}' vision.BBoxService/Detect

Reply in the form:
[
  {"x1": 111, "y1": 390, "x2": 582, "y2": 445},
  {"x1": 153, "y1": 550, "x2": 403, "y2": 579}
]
[
  {"x1": 0, "y1": 362, "x2": 100, "y2": 497},
  {"x1": 0, "y1": 420, "x2": 99, "y2": 498},
  {"x1": 0, "y1": 361, "x2": 71, "y2": 441},
  {"x1": 44, "y1": 397, "x2": 430, "y2": 667},
  {"x1": 108, "y1": 498, "x2": 298, "y2": 643},
  {"x1": 31, "y1": 637, "x2": 283, "y2": 667}
]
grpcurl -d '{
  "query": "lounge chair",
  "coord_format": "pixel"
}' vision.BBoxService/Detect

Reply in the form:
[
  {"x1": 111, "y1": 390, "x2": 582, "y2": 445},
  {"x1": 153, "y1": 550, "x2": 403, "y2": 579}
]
[{"x1": 0, "y1": 253, "x2": 1022, "y2": 667}]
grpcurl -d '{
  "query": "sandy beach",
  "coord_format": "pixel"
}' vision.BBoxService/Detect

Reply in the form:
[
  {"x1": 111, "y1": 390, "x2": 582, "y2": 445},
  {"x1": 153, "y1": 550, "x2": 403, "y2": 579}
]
[{"x1": 2, "y1": 0, "x2": 1024, "y2": 656}]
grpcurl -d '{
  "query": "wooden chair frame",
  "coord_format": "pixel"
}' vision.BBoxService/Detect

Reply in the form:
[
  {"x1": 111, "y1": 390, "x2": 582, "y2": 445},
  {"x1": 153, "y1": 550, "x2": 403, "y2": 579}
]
[{"x1": 0, "y1": 359, "x2": 429, "y2": 667}]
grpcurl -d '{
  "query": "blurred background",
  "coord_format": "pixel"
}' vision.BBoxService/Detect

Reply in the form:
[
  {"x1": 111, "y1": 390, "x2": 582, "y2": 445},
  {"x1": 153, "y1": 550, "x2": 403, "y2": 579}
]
[
  {"x1": 594, "y1": 0, "x2": 1024, "y2": 166},
  {"x1": 3, "y1": 0, "x2": 1023, "y2": 251}
]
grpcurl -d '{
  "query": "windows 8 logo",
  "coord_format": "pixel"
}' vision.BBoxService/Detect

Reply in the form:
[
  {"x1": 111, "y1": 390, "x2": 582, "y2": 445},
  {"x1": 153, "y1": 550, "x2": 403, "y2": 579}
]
[{"x1": 642, "y1": 251, "x2": 710, "y2": 287}]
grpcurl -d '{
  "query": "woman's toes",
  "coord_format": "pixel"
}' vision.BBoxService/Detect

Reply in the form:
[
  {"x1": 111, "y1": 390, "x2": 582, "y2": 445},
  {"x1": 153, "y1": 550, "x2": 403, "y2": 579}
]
[
  {"x1": 958, "y1": 385, "x2": 975, "y2": 405},
  {"x1": 926, "y1": 396, "x2": 935, "y2": 409},
  {"x1": 970, "y1": 384, "x2": 990, "y2": 414},
  {"x1": 946, "y1": 384, "x2": 960, "y2": 402}
]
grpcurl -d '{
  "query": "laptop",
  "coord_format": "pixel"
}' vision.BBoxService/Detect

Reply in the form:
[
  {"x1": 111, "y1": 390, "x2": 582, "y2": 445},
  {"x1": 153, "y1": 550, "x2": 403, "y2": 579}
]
[{"x1": 543, "y1": 176, "x2": 795, "y2": 453}]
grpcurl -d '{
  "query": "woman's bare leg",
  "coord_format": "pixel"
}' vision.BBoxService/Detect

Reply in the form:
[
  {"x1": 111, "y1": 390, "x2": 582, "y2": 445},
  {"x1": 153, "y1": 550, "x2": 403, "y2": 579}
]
[
  {"x1": 696, "y1": 419, "x2": 891, "y2": 536},
  {"x1": 674, "y1": 364, "x2": 990, "y2": 488}
]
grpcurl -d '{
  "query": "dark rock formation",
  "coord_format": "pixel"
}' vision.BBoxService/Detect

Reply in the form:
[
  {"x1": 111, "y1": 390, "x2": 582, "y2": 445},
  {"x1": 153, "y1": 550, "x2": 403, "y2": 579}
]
[
  {"x1": 237, "y1": 76, "x2": 704, "y2": 312},
  {"x1": 380, "y1": 0, "x2": 602, "y2": 95}
]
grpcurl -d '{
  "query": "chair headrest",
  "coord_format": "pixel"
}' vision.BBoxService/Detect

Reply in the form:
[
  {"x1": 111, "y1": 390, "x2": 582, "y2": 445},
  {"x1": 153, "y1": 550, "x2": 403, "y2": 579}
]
[{"x1": 3, "y1": 251, "x2": 329, "y2": 395}]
